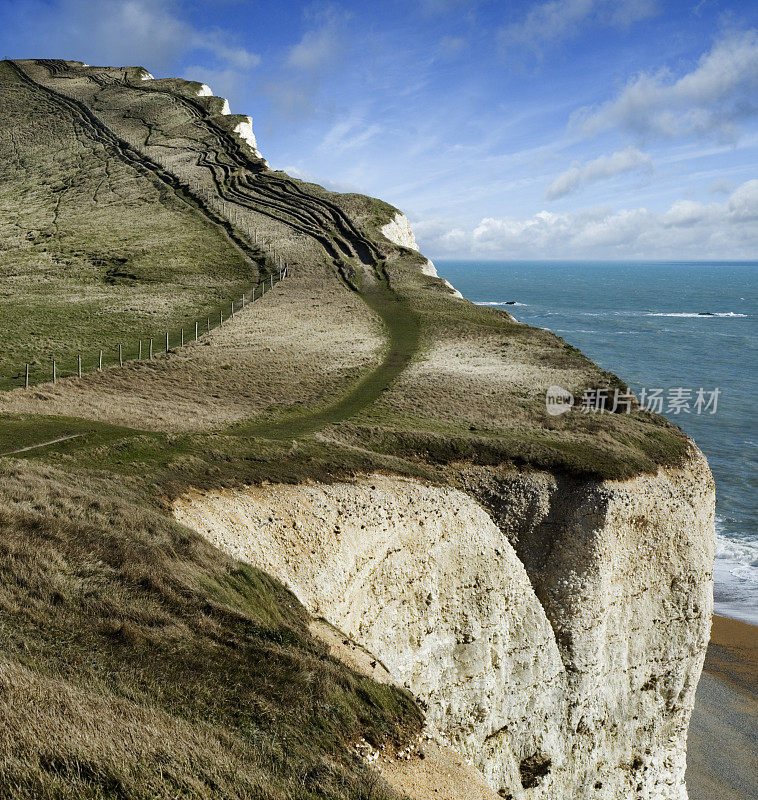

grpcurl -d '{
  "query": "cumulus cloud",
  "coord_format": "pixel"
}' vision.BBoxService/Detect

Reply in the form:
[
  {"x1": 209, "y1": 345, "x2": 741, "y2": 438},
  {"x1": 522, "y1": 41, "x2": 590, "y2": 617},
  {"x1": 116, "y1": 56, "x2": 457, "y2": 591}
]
[
  {"x1": 709, "y1": 178, "x2": 736, "y2": 195},
  {"x1": 500, "y1": 0, "x2": 658, "y2": 54},
  {"x1": 729, "y1": 179, "x2": 758, "y2": 220},
  {"x1": 546, "y1": 146, "x2": 653, "y2": 199},
  {"x1": 574, "y1": 29, "x2": 758, "y2": 140},
  {"x1": 414, "y1": 179, "x2": 758, "y2": 259}
]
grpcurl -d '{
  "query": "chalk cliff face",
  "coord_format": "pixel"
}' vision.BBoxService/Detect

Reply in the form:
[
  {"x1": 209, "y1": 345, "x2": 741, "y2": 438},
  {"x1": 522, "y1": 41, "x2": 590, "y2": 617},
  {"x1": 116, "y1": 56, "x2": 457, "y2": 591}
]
[
  {"x1": 381, "y1": 212, "x2": 463, "y2": 297},
  {"x1": 173, "y1": 446, "x2": 714, "y2": 800},
  {"x1": 381, "y1": 212, "x2": 420, "y2": 251}
]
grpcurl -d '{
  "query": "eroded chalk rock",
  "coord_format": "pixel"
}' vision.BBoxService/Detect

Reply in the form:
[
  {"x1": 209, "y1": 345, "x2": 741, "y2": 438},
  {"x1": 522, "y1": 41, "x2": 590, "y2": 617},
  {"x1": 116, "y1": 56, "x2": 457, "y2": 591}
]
[{"x1": 173, "y1": 452, "x2": 713, "y2": 800}]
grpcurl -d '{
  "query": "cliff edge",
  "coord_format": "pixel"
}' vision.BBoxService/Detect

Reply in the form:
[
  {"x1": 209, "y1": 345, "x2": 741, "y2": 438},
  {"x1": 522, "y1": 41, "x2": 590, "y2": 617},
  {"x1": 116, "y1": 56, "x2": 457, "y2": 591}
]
[{"x1": 0, "y1": 59, "x2": 715, "y2": 800}]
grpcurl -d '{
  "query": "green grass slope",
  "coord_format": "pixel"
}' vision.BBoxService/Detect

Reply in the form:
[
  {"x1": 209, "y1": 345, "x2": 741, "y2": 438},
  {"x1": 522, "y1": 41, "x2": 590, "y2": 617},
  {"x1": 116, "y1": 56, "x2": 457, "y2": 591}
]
[
  {"x1": 0, "y1": 459, "x2": 421, "y2": 799},
  {"x1": 0, "y1": 57, "x2": 695, "y2": 800},
  {"x1": 0, "y1": 60, "x2": 263, "y2": 390}
]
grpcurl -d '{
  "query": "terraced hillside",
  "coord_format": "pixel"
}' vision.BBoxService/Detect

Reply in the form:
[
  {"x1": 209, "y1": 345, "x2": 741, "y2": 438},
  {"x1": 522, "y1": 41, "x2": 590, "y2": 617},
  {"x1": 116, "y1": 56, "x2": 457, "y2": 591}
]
[
  {"x1": 1, "y1": 58, "x2": 688, "y2": 477},
  {"x1": 0, "y1": 60, "x2": 281, "y2": 390},
  {"x1": 0, "y1": 59, "x2": 702, "y2": 800}
]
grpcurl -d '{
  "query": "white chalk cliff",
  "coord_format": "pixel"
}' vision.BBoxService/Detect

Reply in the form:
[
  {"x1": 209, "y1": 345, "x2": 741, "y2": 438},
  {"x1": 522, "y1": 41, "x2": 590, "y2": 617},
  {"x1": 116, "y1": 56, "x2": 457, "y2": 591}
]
[
  {"x1": 381, "y1": 212, "x2": 462, "y2": 297},
  {"x1": 232, "y1": 116, "x2": 259, "y2": 152},
  {"x1": 174, "y1": 447, "x2": 714, "y2": 800}
]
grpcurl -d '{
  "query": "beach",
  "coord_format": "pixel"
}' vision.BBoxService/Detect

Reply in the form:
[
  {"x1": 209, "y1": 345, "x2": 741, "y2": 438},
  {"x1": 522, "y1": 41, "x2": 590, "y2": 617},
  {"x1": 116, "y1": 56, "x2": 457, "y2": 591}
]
[{"x1": 687, "y1": 615, "x2": 758, "y2": 799}]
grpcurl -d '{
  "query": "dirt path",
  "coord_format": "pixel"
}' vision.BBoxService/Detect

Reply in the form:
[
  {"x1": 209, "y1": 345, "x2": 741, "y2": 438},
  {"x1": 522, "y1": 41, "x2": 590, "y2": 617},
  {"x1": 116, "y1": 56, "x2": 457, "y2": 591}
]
[
  {"x1": 12, "y1": 60, "x2": 423, "y2": 441},
  {"x1": 1, "y1": 432, "x2": 88, "y2": 455},
  {"x1": 236, "y1": 285, "x2": 421, "y2": 440}
]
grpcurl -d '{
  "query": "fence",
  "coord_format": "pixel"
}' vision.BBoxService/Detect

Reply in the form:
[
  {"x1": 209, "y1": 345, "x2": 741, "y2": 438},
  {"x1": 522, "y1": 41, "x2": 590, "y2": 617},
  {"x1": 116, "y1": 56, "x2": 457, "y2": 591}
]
[{"x1": 16, "y1": 264, "x2": 289, "y2": 390}]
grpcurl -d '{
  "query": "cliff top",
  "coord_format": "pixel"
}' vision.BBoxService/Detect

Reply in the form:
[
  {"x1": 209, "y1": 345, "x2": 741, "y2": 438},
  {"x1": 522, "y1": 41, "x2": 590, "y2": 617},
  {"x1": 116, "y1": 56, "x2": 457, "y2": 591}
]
[
  {"x1": 0, "y1": 58, "x2": 690, "y2": 488},
  {"x1": 0, "y1": 58, "x2": 706, "y2": 800}
]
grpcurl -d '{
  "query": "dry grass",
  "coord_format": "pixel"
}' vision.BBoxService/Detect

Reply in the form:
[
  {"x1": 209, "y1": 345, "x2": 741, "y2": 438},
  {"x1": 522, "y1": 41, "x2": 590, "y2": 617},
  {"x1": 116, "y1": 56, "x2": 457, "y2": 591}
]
[
  {"x1": 4, "y1": 58, "x2": 690, "y2": 482},
  {"x1": 0, "y1": 459, "x2": 421, "y2": 799},
  {"x1": 0, "y1": 61, "x2": 268, "y2": 391},
  {"x1": 0, "y1": 266, "x2": 384, "y2": 432},
  {"x1": 0, "y1": 56, "x2": 695, "y2": 799}
]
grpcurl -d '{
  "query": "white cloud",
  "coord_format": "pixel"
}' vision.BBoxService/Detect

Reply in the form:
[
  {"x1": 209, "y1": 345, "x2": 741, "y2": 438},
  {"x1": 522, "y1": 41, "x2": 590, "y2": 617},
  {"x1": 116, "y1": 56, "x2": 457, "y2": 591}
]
[
  {"x1": 709, "y1": 178, "x2": 735, "y2": 195},
  {"x1": 419, "y1": 0, "x2": 479, "y2": 14},
  {"x1": 728, "y1": 178, "x2": 758, "y2": 220},
  {"x1": 319, "y1": 116, "x2": 383, "y2": 153},
  {"x1": 414, "y1": 179, "x2": 758, "y2": 259},
  {"x1": 500, "y1": 0, "x2": 658, "y2": 53},
  {"x1": 439, "y1": 36, "x2": 467, "y2": 55},
  {"x1": 575, "y1": 29, "x2": 758, "y2": 140},
  {"x1": 210, "y1": 42, "x2": 261, "y2": 71},
  {"x1": 286, "y1": 7, "x2": 346, "y2": 71},
  {"x1": 5, "y1": 0, "x2": 260, "y2": 79},
  {"x1": 263, "y1": 6, "x2": 350, "y2": 120},
  {"x1": 282, "y1": 165, "x2": 361, "y2": 193},
  {"x1": 546, "y1": 146, "x2": 653, "y2": 199}
]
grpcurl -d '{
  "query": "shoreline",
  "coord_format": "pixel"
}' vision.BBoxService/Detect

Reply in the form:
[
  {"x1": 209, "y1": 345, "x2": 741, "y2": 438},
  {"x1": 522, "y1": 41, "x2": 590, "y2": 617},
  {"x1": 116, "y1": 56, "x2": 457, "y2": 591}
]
[
  {"x1": 686, "y1": 614, "x2": 757, "y2": 800},
  {"x1": 704, "y1": 613, "x2": 758, "y2": 691}
]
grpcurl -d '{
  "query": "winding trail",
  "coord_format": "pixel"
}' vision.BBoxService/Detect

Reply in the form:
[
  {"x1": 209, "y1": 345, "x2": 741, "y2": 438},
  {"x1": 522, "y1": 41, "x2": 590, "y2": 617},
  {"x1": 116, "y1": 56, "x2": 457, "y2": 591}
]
[
  {"x1": 1, "y1": 432, "x2": 88, "y2": 456},
  {"x1": 12, "y1": 60, "x2": 423, "y2": 440},
  {"x1": 237, "y1": 287, "x2": 420, "y2": 440}
]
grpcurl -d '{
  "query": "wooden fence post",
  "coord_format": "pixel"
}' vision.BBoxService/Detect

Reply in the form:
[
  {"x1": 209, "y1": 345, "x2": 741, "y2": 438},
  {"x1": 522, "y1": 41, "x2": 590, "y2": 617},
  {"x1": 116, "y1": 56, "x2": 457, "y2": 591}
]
[
  {"x1": 138, "y1": 340, "x2": 142, "y2": 360},
  {"x1": 220, "y1": 310, "x2": 223, "y2": 324},
  {"x1": 181, "y1": 328, "x2": 184, "y2": 347},
  {"x1": 207, "y1": 317, "x2": 210, "y2": 333},
  {"x1": 78, "y1": 354, "x2": 82, "y2": 378},
  {"x1": 52, "y1": 360, "x2": 56, "y2": 382},
  {"x1": 195, "y1": 321, "x2": 199, "y2": 341},
  {"x1": 119, "y1": 344, "x2": 123, "y2": 366},
  {"x1": 99, "y1": 350, "x2": 103, "y2": 371},
  {"x1": 25, "y1": 363, "x2": 29, "y2": 389},
  {"x1": 165, "y1": 332, "x2": 169, "y2": 352},
  {"x1": 149, "y1": 338, "x2": 153, "y2": 359}
]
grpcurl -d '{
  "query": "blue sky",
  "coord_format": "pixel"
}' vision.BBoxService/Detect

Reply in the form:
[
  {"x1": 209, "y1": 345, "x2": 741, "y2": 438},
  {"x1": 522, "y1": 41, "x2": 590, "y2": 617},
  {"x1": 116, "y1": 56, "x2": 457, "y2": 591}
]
[{"x1": 2, "y1": 0, "x2": 757, "y2": 259}]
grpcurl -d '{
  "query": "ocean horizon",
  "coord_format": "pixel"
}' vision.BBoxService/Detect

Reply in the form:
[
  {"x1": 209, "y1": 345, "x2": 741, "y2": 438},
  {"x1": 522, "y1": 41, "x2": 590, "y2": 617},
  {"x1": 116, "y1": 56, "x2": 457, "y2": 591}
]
[{"x1": 436, "y1": 259, "x2": 758, "y2": 626}]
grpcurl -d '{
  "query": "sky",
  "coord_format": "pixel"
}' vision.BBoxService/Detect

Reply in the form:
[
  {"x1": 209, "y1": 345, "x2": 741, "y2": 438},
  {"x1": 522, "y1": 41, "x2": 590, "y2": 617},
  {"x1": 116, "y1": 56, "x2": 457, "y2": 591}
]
[{"x1": 2, "y1": 0, "x2": 757, "y2": 260}]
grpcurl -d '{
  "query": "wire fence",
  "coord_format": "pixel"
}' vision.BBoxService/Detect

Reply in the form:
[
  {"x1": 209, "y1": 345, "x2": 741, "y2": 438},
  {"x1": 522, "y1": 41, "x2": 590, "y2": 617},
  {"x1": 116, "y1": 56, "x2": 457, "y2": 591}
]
[
  {"x1": 5, "y1": 134, "x2": 296, "y2": 391},
  {"x1": 15, "y1": 263, "x2": 290, "y2": 390}
]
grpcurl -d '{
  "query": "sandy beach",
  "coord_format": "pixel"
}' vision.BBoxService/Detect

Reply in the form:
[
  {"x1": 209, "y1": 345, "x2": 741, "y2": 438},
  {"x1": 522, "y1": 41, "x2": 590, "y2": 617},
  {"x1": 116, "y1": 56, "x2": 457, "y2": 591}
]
[{"x1": 687, "y1": 615, "x2": 758, "y2": 799}]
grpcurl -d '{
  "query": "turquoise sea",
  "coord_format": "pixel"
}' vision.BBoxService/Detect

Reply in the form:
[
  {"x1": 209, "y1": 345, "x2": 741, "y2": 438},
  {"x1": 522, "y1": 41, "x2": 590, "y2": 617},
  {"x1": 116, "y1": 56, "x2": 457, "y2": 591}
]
[{"x1": 436, "y1": 260, "x2": 758, "y2": 625}]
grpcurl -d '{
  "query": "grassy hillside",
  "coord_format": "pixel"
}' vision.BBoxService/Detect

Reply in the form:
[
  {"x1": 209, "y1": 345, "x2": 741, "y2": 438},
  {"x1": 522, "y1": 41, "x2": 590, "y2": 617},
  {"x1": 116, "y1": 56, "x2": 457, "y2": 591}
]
[
  {"x1": 0, "y1": 459, "x2": 421, "y2": 799},
  {"x1": 0, "y1": 60, "x2": 264, "y2": 390},
  {"x1": 0, "y1": 58, "x2": 694, "y2": 799}
]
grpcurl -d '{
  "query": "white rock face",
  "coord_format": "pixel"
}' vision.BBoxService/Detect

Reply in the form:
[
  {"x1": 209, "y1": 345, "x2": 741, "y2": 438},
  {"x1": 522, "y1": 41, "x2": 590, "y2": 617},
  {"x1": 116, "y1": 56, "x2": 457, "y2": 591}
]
[
  {"x1": 420, "y1": 260, "x2": 438, "y2": 277},
  {"x1": 139, "y1": 70, "x2": 154, "y2": 81},
  {"x1": 233, "y1": 116, "x2": 259, "y2": 152},
  {"x1": 382, "y1": 212, "x2": 463, "y2": 297},
  {"x1": 381, "y1": 212, "x2": 419, "y2": 250},
  {"x1": 220, "y1": 98, "x2": 231, "y2": 115},
  {"x1": 466, "y1": 448, "x2": 714, "y2": 799},
  {"x1": 173, "y1": 452, "x2": 714, "y2": 800},
  {"x1": 196, "y1": 84, "x2": 213, "y2": 97}
]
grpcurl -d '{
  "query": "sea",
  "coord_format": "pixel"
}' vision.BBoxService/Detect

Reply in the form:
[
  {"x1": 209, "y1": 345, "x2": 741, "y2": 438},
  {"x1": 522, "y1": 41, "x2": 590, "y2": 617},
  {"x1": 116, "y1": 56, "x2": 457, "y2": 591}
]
[{"x1": 436, "y1": 260, "x2": 758, "y2": 626}]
